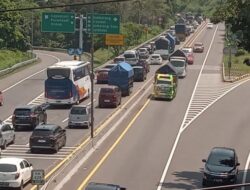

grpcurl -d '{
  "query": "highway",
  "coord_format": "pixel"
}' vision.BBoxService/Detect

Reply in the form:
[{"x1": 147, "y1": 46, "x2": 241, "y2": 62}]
[
  {"x1": 2, "y1": 21, "x2": 248, "y2": 190},
  {"x1": 50, "y1": 23, "x2": 250, "y2": 190}
]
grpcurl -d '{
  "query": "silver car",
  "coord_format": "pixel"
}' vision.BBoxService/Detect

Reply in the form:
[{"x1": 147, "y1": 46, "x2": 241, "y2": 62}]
[
  {"x1": 68, "y1": 105, "x2": 91, "y2": 128},
  {"x1": 0, "y1": 121, "x2": 15, "y2": 149}
]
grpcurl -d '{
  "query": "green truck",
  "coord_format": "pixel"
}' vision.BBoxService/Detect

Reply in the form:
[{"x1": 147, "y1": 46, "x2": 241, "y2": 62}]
[{"x1": 153, "y1": 64, "x2": 178, "y2": 100}]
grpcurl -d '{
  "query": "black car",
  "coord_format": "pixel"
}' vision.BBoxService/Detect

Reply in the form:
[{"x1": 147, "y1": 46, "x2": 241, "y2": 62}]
[
  {"x1": 12, "y1": 105, "x2": 47, "y2": 130},
  {"x1": 29, "y1": 124, "x2": 66, "y2": 153},
  {"x1": 86, "y1": 182, "x2": 126, "y2": 190},
  {"x1": 202, "y1": 147, "x2": 240, "y2": 187},
  {"x1": 133, "y1": 66, "x2": 147, "y2": 82}
]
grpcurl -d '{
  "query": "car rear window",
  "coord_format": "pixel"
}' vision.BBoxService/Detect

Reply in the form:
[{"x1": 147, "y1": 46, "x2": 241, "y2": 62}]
[
  {"x1": 152, "y1": 55, "x2": 160, "y2": 59},
  {"x1": 0, "y1": 164, "x2": 17, "y2": 172},
  {"x1": 100, "y1": 88, "x2": 114, "y2": 94},
  {"x1": 32, "y1": 129, "x2": 53, "y2": 136},
  {"x1": 70, "y1": 107, "x2": 87, "y2": 115},
  {"x1": 14, "y1": 109, "x2": 31, "y2": 116}
]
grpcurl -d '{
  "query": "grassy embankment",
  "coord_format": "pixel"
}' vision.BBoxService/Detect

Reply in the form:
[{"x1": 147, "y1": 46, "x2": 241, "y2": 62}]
[
  {"x1": 0, "y1": 50, "x2": 32, "y2": 70},
  {"x1": 223, "y1": 52, "x2": 250, "y2": 78}
]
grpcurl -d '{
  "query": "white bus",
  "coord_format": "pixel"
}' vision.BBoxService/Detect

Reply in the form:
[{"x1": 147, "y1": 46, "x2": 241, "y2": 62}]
[{"x1": 45, "y1": 61, "x2": 91, "y2": 105}]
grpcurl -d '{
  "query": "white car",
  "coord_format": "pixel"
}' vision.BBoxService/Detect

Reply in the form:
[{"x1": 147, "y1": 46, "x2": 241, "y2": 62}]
[
  {"x1": 0, "y1": 158, "x2": 33, "y2": 189},
  {"x1": 207, "y1": 23, "x2": 213, "y2": 29},
  {"x1": 0, "y1": 121, "x2": 15, "y2": 149},
  {"x1": 150, "y1": 54, "x2": 163, "y2": 65}
]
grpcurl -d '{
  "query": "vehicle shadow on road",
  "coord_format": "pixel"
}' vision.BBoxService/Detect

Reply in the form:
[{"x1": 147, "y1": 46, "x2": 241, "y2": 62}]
[{"x1": 159, "y1": 170, "x2": 203, "y2": 189}]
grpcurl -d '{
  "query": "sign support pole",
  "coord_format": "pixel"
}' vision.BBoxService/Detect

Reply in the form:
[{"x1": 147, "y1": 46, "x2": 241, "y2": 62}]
[
  {"x1": 90, "y1": 8, "x2": 94, "y2": 139},
  {"x1": 79, "y1": 14, "x2": 83, "y2": 61}
]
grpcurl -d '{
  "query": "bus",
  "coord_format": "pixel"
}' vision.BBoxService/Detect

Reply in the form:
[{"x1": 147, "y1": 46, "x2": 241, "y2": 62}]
[{"x1": 45, "y1": 61, "x2": 91, "y2": 105}]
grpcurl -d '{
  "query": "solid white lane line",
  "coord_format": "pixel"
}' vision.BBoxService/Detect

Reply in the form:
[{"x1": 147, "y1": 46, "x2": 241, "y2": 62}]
[
  {"x1": 156, "y1": 25, "x2": 219, "y2": 190},
  {"x1": 2, "y1": 53, "x2": 60, "y2": 93},
  {"x1": 241, "y1": 152, "x2": 250, "y2": 190}
]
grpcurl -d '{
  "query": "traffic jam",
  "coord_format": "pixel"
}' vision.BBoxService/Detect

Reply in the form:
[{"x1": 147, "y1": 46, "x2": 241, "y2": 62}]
[{"x1": 0, "y1": 15, "x2": 209, "y2": 190}]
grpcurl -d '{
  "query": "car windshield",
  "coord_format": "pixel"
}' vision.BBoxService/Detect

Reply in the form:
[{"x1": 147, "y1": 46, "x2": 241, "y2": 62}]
[
  {"x1": 195, "y1": 43, "x2": 202, "y2": 46},
  {"x1": 157, "y1": 80, "x2": 171, "y2": 85},
  {"x1": 32, "y1": 129, "x2": 53, "y2": 136},
  {"x1": 104, "y1": 65, "x2": 115, "y2": 69},
  {"x1": 152, "y1": 55, "x2": 160, "y2": 59},
  {"x1": 14, "y1": 109, "x2": 31, "y2": 116},
  {"x1": 139, "y1": 49, "x2": 146, "y2": 52},
  {"x1": 182, "y1": 49, "x2": 192, "y2": 54},
  {"x1": 208, "y1": 152, "x2": 235, "y2": 167},
  {"x1": 71, "y1": 107, "x2": 87, "y2": 115},
  {"x1": 100, "y1": 88, "x2": 114, "y2": 94},
  {"x1": 171, "y1": 60, "x2": 185, "y2": 67},
  {"x1": 124, "y1": 54, "x2": 135, "y2": 59},
  {"x1": 0, "y1": 164, "x2": 17, "y2": 172}
]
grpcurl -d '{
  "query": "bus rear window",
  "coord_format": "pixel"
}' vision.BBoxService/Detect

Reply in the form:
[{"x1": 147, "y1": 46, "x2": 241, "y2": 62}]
[{"x1": 47, "y1": 68, "x2": 70, "y2": 79}]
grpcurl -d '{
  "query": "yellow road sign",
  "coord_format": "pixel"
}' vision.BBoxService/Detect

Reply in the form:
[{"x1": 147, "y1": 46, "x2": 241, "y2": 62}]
[{"x1": 105, "y1": 34, "x2": 124, "y2": 46}]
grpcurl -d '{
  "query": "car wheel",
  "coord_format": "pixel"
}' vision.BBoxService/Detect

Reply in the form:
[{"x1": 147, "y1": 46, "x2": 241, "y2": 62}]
[
  {"x1": 1, "y1": 140, "x2": 7, "y2": 149},
  {"x1": 11, "y1": 135, "x2": 15, "y2": 144},
  {"x1": 17, "y1": 180, "x2": 24, "y2": 190},
  {"x1": 54, "y1": 144, "x2": 59, "y2": 153}
]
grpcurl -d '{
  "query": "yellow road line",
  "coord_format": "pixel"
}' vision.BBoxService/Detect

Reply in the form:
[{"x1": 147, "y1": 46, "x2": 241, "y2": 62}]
[
  {"x1": 77, "y1": 99, "x2": 151, "y2": 190},
  {"x1": 30, "y1": 75, "x2": 154, "y2": 190}
]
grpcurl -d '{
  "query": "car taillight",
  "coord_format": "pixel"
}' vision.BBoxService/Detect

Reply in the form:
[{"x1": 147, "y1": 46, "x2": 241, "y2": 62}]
[{"x1": 15, "y1": 172, "x2": 20, "y2": 179}]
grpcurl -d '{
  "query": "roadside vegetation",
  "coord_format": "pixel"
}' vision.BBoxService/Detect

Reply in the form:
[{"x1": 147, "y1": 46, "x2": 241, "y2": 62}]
[{"x1": 0, "y1": 50, "x2": 32, "y2": 70}]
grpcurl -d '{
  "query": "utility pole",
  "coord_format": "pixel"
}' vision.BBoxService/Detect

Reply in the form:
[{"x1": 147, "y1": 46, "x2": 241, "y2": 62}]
[
  {"x1": 79, "y1": 14, "x2": 84, "y2": 61},
  {"x1": 90, "y1": 6, "x2": 94, "y2": 139}
]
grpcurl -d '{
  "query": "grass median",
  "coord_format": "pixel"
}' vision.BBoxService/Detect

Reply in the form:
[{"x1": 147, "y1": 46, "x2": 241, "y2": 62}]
[{"x1": 223, "y1": 51, "x2": 250, "y2": 78}]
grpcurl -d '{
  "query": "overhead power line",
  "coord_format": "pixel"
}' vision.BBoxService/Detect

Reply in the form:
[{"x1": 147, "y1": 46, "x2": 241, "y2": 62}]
[{"x1": 0, "y1": 0, "x2": 133, "y2": 13}]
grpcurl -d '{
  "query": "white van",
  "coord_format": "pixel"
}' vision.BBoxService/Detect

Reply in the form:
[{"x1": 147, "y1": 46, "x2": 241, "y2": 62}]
[
  {"x1": 68, "y1": 105, "x2": 90, "y2": 128},
  {"x1": 123, "y1": 50, "x2": 139, "y2": 65}
]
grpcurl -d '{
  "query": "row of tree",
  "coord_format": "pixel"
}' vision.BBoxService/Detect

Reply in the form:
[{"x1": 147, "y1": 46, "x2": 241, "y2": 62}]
[{"x1": 3, "y1": 0, "x2": 248, "y2": 53}]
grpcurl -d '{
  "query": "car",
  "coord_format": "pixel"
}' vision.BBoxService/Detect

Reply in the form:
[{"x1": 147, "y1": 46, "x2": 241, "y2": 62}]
[
  {"x1": 143, "y1": 44, "x2": 153, "y2": 54},
  {"x1": 68, "y1": 105, "x2": 90, "y2": 128},
  {"x1": 193, "y1": 42, "x2": 204, "y2": 53},
  {"x1": 113, "y1": 56, "x2": 125, "y2": 64},
  {"x1": 181, "y1": 47, "x2": 194, "y2": 64},
  {"x1": 99, "y1": 86, "x2": 122, "y2": 108},
  {"x1": 86, "y1": 182, "x2": 126, "y2": 190},
  {"x1": 0, "y1": 157, "x2": 33, "y2": 190},
  {"x1": 0, "y1": 121, "x2": 15, "y2": 149},
  {"x1": 0, "y1": 91, "x2": 3, "y2": 106},
  {"x1": 207, "y1": 23, "x2": 214, "y2": 29},
  {"x1": 202, "y1": 147, "x2": 240, "y2": 187},
  {"x1": 12, "y1": 105, "x2": 47, "y2": 130},
  {"x1": 136, "y1": 59, "x2": 150, "y2": 73},
  {"x1": 138, "y1": 48, "x2": 149, "y2": 59},
  {"x1": 96, "y1": 68, "x2": 110, "y2": 84},
  {"x1": 29, "y1": 124, "x2": 66, "y2": 153},
  {"x1": 133, "y1": 66, "x2": 147, "y2": 82},
  {"x1": 150, "y1": 54, "x2": 163, "y2": 65}
]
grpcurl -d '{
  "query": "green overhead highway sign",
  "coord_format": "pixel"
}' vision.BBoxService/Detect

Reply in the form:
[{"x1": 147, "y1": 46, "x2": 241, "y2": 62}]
[
  {"x1": 41, "y1": 12, "x2": 75, "y2": 33},
  {"x1": 86, "y1": 13, "x2": 120, "y2": 34}
]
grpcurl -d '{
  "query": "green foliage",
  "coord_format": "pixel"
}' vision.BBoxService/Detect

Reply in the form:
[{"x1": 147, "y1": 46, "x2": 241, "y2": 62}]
[
  {"x1": 235, "y1": 49, "x2": 247, "y2": 57},
  {"x1": 0, "y1": 50, "x2": 31, "y2": 69}
]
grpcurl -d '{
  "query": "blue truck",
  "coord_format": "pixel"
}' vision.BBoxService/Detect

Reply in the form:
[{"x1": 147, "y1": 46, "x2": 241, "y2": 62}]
[
  {"x1": 108, "y1": 62, "x2": 134, "y2": 96},
  {"x1": 166, "y1": 33, "x2": 176, "y2": 53},
  {"x1": 154, "y1": 37, "x2": 170, "y2": 60}
]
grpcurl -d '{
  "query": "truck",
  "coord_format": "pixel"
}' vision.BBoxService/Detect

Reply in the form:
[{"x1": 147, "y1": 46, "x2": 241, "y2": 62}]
[
  {"x1": 169, "y1": 49, "x2": 188, "y2": 78},
  {"x1": 166, "y1": 33, "x2": 176, "y2": 53},
  {"x1": 175, "y1": 24, "x2": 186, "y2": 42},
  {"x1": 108, "y1": 62, "x2": 134, "y2": 96},
  {"x1": 154, "y1": 37, "x2": 170, "y2": 60},
  {"x1": 153, "y1": 64, "x2": 178, "y2": 100}
]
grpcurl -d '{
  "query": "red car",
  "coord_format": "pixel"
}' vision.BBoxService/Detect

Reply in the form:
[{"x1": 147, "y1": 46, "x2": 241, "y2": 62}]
[
  {"x1": 0, "y1": 91, "x2": 3, "y2": 106},
  {"x1": 182, "y1": 47, "x2": 194, "y2": 65},
  {"x1": 99, "y1": 86, "x2": 122, "y2": 108},
  {"x1": 96, "y1": 68, "x2": 110, "y2": 84},
  {"x1": 187, "y1": 53, "x2": 194, "y2": 65},
  {"x1": 193, "y1": 42, "x2": 204, "y2": 53}
]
